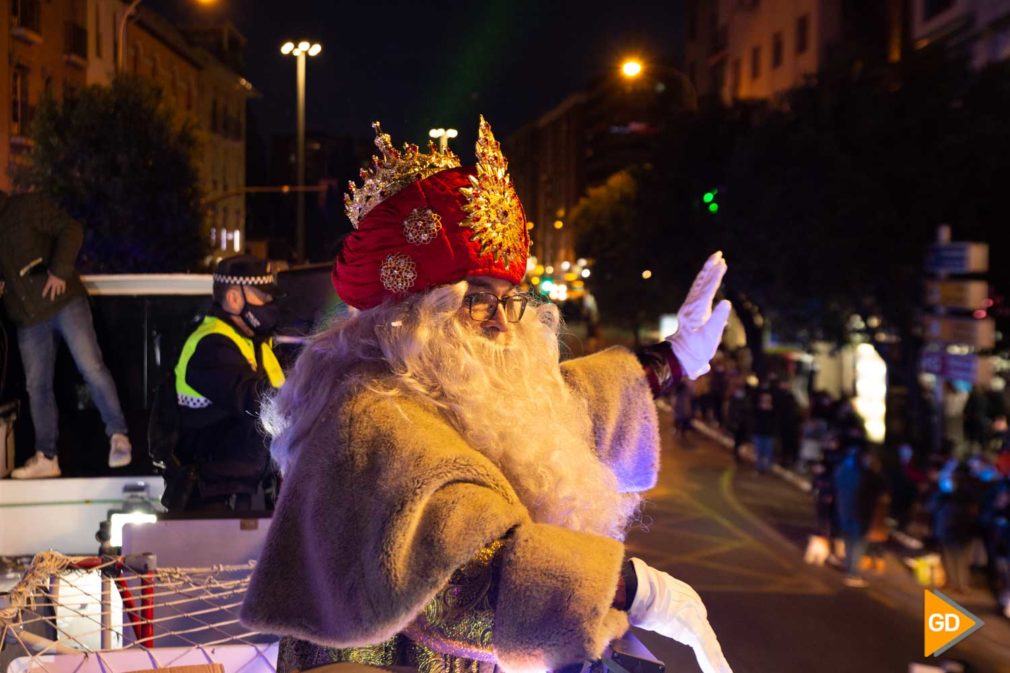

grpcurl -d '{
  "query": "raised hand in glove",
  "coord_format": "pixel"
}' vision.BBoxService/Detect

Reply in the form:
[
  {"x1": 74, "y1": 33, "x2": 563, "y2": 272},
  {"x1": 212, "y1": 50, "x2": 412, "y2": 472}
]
[
  {"x1": 627, "y1": 558, "x2": 733, "y2": 673},
  {"x1": 666, "y1": 251, "x2": 731, "y2": 380}
]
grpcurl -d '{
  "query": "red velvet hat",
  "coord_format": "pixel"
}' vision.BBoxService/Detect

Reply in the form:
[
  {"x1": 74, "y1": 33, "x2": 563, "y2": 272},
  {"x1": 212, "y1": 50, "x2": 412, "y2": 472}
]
[{"x1": 334, "y1": 116, "x2": 530, "y2": 310}]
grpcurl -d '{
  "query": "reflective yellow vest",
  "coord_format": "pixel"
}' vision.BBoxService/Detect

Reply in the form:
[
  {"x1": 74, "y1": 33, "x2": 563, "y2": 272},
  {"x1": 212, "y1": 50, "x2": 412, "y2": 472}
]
[{"x1": 175, "y1": 315, "x2": 285, "y2": 409}]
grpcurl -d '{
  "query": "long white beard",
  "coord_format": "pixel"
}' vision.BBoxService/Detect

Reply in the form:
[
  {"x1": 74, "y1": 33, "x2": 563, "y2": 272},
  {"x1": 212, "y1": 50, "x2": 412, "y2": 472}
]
[{"x1": 386, "y1": 284, "x2": 639, "y2": 540}]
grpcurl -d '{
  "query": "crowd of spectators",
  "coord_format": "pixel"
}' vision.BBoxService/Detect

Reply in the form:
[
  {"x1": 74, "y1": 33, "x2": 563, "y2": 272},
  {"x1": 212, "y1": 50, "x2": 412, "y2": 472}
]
[{"x1": 673, "y1": 350, "x2": 1010, "y2": 616}]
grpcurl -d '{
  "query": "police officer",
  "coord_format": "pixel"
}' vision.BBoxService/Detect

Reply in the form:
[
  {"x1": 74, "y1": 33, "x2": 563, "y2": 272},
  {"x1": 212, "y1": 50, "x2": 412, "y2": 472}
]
[{"x1": 170, "y1": 255, "x2": 284, "y2": 511}]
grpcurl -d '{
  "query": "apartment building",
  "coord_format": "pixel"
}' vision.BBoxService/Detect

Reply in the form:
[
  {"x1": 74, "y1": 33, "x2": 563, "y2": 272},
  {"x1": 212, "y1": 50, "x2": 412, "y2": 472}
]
[{"x1": 3, "y1": 0, "x2": 253, "y2": 254}]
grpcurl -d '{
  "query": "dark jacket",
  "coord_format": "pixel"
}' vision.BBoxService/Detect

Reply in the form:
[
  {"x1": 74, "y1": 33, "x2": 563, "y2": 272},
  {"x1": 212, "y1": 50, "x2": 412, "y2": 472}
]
[
  {"x1": 834, "y1": 453, "x2": 883, "y2": 537},
  {"x1": 752, "y1": 386, "x2": 777, "y2": 436},
  {"x1": 726, "y1": 390, "x2": 751, "y2": 435},
  {"x1": 0, "y1": 192, "x2": 87, "y2": 326},
  {"x1": 929, "y1": 488, "x2": 980, "y2": 547},
  {"x1": 176, "y1": 307, "x2": 277, "y2": 502}
]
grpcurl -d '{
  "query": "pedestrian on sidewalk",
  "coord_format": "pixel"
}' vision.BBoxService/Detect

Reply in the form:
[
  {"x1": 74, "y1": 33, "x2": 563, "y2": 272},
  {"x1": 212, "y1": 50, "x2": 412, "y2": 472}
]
[
  {"x1": 834, "y1": 442, "x2": 883, "y2": 588},
  {"x1": 673, "y1": 379, "x2": 694, "y2": 441},
  {"x1": 708, "y1": 355, "x2": 728, "y2": 427},
  {"x1": 980, "y1": 478, "x2": 1010, "y2": 612},
  {"x1": 964, "y1": 385, "x2": 989, "y2": 455},
  {"x1": 928, "y1": 463, "x2": 981, "y2": 595},
  {"x1": 864, "y1": 454, "x2": 891, "y2": 575},
  {"x1": 0, "y1": 191, "x2": 131, "y2": 478},
  {"x1": 888, "y1": 442, "x2": 928, "y2": 533},
  {"x1": 811, "y1": 442, "x2": 841, "y2": 564},
  {"x1": 751, "y1": 379, "x2": 777, "y2": 474},
  {"x1": 943, "y1": 380, "x2": 968, "y2": 457},
  {"x1": 775, "y1": 378, "x2": 801, "y2": 469},
  {"x1": 726, "y1": 381, "x2": 751, "y2": 464}
]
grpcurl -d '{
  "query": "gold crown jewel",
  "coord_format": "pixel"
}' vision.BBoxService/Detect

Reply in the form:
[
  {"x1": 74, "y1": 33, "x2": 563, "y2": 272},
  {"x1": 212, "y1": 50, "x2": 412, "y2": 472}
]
[
  {"x1": 345, "y1": 122, "x2": 461, "y2": 228},
  {"x1": 460, "y1": 116, "x2": 527, "y2": 267}
]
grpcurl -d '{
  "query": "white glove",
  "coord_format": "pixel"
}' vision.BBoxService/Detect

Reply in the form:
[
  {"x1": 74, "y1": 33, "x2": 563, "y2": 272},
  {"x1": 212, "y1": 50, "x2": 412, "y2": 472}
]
[
  {"x1": 667, "y1": 251, "x2": 732, "y2": 380},
  {"x1": 627, "y1": 557, "x2": 733, "y2": 673}
]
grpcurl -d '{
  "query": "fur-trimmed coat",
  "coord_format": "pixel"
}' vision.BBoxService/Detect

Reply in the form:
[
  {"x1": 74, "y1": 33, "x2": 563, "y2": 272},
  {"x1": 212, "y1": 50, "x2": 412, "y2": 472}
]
[{"x1": 240, "y1": 347, "x2": 660, "y2": 672}]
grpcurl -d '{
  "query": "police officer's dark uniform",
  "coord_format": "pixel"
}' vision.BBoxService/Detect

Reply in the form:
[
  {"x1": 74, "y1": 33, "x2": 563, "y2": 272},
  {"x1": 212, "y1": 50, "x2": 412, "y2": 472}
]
[{"x1": 171, "y1": 256, "x2": 284, "y2": 511}]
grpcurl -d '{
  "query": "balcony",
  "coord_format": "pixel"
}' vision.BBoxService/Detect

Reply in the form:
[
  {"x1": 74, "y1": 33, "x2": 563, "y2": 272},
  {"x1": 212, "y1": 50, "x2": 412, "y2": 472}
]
[
  {"x1": 10, "y1": 0, "x2": 42, "y2": 44},
  {"x1": 64, "y1": 21, "x2": 88, "y2": 68}
]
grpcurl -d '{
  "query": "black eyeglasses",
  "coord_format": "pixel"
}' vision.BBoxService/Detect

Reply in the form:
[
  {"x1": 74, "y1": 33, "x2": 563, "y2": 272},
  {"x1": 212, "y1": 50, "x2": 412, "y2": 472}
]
[{"x1": 464, "y1": 292, "x2": 529, "y2": 322}]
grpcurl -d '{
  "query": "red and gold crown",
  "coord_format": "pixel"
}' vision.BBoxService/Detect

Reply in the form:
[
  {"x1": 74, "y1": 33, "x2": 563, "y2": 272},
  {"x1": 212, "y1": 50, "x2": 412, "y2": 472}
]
[{"x1": 333, "y1": 116, "x2": 530, "y2": 310}]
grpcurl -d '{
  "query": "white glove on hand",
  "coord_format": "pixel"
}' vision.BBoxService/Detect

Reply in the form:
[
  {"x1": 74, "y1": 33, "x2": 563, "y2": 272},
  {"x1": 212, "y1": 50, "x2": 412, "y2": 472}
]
[
  {"x1": 627, "y1": 558, "x2": 733, "y2": 673},
  {"x1": 667, "y1": 251, "x2": 732, "y2": 380}
]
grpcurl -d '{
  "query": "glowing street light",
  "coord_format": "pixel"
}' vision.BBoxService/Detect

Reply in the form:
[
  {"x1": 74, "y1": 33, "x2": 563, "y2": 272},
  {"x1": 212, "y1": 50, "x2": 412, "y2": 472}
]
[
  {"x1": 281, "y1": 39, "x2": 323, "y2": 260},
  {"x1": 428, "y1": 128, "x2": 458, "y2": 151},
  {"x1": 621, "y1": 59, "x2": 643, "y2": 78}
]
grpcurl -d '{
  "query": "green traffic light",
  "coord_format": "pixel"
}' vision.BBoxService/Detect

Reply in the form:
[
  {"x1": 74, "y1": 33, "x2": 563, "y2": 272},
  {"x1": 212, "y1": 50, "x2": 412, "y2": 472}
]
[
  {"x1": 708, "y1": 203, "x2": 719, "y2": 214},
  {"x1": 702, "y1": 191, "x2": 715, "y2": 204}
]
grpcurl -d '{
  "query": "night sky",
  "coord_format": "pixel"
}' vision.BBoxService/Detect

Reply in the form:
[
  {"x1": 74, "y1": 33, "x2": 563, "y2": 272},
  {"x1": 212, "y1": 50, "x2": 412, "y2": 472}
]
[{"x1": 151, "y1": 0, "x2": 684, "y2": 149}]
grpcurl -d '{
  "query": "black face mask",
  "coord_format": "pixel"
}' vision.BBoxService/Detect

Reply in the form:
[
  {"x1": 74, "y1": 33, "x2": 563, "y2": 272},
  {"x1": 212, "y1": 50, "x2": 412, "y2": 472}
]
[
  {"x1": 242, "y1": 303, "x2": 280, "y2": 336},
  {"x1": 236, "y1": 287, "x2": 279, "y2": 336}
]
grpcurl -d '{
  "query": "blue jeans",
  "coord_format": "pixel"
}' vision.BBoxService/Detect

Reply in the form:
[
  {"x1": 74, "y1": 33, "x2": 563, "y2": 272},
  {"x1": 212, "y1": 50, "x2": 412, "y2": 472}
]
[
  {"x1": 844, "y1": 533, "x2": 868, "y2": 577},
  {"x1": 754, "y1": 434, "x2": 774, "y2": 473},
  {"x1": 17, "y1": 296, "x2": 127, "y2": 458}
]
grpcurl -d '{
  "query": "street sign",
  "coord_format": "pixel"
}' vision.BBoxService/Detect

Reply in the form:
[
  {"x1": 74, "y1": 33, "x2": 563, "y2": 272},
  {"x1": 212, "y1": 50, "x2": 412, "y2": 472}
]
[
  {"x1": 924, "y1": 280, "x2": 988, "y2": 310},
  {"x1": 926, "y1": 242, "x2": 988, "y2": 274},
  {"x1": 943, "y1": 353, "x2": 993, "y2": 384},
  {"x1": 923, "y1": 316, "x2": 996, "y2": 349},
  {"x1": 919, "y1": 348, "x2": 994, "y2": 384}
]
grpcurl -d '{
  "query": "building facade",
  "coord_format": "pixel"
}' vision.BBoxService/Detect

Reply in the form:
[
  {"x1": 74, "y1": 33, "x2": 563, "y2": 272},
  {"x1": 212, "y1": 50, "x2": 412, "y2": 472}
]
[
  {"x1": 3, "y1": 0, "x2": 252, "y2": 257},
  {"x1": 2, "y1": 0, "x2": 89, "y2": 191},
  {"x1": 684, "y1": 0, "x2": 903, "y2": 104},
  {"x1": 910, "y1": 0, "x2": 1010, "y2": 67},
  {"x1": 506, "y1": 67, "x2": 692, "y2": 273}
]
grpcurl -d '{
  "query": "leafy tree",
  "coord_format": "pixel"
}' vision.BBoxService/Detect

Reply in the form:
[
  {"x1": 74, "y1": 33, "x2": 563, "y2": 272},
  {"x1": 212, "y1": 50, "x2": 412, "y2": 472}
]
[
  {"x1": 17, "y1": 75, "x2": 205, "y2": 272},
  {"x1": 570, "y1": 170, "x2": 675, "y2": 343},
  {"x1": 572, "y1": 51, "x2": 1010, "y2": 443}
]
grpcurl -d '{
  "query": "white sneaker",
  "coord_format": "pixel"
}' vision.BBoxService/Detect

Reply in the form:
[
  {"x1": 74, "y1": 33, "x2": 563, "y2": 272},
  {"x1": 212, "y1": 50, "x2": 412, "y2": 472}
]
[
  {"x1": 11, "y1": 452, "x2": 62, "y2": 479},
  {"x1": 109, "y1": 433, "x2": 132, "y2": 468},
  {"x1": 843, "y1": 575, "x2": 868, "y2": 588}
]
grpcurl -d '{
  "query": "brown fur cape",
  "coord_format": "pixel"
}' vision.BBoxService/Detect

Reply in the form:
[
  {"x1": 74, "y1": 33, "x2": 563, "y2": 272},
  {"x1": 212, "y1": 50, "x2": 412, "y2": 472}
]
[{"x1": 241, "y1": 347, "x2": 660, "y2": 672}]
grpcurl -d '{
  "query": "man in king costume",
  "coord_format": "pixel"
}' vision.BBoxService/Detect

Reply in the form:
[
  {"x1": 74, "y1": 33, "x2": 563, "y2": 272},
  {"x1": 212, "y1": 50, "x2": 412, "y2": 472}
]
[{"x1": 241, "y1": 117, "x2": 734, "y2": 673}]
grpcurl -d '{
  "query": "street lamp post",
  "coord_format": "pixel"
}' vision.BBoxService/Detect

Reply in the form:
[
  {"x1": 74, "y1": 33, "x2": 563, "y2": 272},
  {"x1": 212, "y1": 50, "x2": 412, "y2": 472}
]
[
  {"x1": 428, "y1": 127, "x2": 458, "y2": 152},
  {"x1": 281, "y1": 40, "x2": 322, "y2": 261},
  {"x1": 118, "y1": 0, "x2": 217, "y2": 73},
  {"x1": 116, "y1": 0, "x2": 143, "y2": 72}
]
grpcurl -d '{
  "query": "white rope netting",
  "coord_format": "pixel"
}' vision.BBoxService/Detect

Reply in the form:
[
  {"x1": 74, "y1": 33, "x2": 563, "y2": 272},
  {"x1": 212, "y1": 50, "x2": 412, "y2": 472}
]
[{"x1": 1, "y1": 552, "x2": 277, "y2": 673}]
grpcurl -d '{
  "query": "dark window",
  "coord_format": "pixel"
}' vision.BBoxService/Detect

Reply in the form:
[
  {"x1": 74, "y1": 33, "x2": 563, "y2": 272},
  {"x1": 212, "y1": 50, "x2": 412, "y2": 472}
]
[
  {"x1": 687, "y1": 1, "x2": 698, "y2": 40},
  {"x1": 12, "y1": 0, "x2": 42, "y2": 33},
  {"x1": 772, "y1": 31, "x2": 783, "y2": 68},
  {"x1": 924, "y1": 0, "x2": 955, "y2": 21},
  {"x1": 796, "y1": 15, "x2": 809, "y2": 54},
  {"x1": 12, "y1": 67, "x2": 30, "y2": 136},
  {"x1": 751, "y1": 45, "x2": 761, "y2": 80}
]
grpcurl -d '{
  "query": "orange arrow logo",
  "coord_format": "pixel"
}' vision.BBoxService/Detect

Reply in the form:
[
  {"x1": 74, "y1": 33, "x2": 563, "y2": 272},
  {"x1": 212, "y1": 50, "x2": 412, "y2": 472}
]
[{"x1": 924, "y1": 589, "x2": 984, "y2": 657}]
